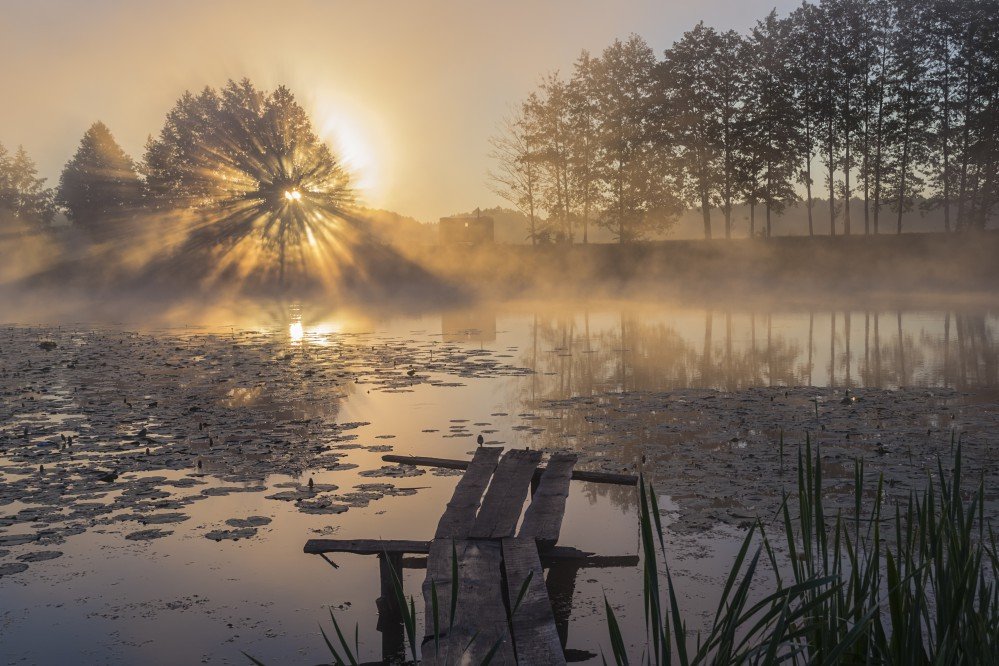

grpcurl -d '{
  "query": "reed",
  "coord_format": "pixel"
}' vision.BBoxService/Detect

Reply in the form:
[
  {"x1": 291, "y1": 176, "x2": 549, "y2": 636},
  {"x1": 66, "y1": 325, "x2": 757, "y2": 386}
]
[{"x1": 604, "y1": 440, "x2": 999, "y2": 665}]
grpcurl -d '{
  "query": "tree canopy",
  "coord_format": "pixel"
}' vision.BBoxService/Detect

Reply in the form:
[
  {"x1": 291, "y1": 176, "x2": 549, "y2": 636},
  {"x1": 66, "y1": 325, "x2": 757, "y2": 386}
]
[
  {"x1": 142, "y1": 79, "x2": 354, "y2": 284},
  {"x1": 57, "y1": 121, "x2": 142, "y2": 236},
  {"x1": 0, "y1": 142, "x2": 55, "y2": 228},
  {"x1": 492, "y1": 0, "x2": 999, "y2": 241}
]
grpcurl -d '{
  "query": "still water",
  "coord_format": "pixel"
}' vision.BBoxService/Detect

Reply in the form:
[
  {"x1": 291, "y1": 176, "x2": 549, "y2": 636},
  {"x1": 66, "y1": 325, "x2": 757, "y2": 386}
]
[{"x1": 0, "y1": 299, "x2": 996, "y2": 664}]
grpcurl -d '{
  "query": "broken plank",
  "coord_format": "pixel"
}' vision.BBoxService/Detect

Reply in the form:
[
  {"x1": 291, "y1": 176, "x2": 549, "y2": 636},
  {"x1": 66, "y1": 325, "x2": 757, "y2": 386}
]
[
  {"x1": 381, "y1": 453, "x2": 637, "y2": 486},
  {"x1": 303, "y1": 538, "x2": 429, "y2": 555},
  {"x1": 520, "y1": 452, "x2": 577, "y2": 549},
  {"x1": 434, "y1": 446, "x2": 502, "y2": 539},
  {"x1": 422, "y1": 539, "x2": 514, "y2": 665},
  {"x1": 502, "y1": 537, "x2": 565, "y2": 665},
  {"x1": 469, "y1": 449, "x2": 542, "y2": 539}
]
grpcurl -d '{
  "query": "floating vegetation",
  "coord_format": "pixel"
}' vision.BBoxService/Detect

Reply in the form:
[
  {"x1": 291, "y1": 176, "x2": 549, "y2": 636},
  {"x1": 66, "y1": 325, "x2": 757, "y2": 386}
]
[{"x1": 0, "y1": 325, "x2": 530, "y2": 564}]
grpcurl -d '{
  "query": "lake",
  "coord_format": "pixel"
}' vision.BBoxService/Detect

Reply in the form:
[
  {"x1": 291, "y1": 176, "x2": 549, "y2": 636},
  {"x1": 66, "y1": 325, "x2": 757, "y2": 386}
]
[{"x1": 1, "y1": 298, "x2": 997, "y2": 664}]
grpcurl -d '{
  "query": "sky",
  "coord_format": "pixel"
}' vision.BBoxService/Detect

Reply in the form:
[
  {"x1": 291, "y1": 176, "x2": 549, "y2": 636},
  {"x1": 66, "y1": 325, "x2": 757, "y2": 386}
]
[{"x1": 0, "y1": 0, "x2": 800, "y2": 223}]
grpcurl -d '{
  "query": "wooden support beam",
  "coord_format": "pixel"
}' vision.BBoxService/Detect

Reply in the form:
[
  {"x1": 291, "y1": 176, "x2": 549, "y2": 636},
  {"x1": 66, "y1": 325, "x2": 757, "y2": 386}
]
[
  {"x1": 303, "y1": 538, "x2": 429, "y2": 555},
  {"x1": 307, "y1": 542, "x2": 637, "y2": 570},
  {"x1": 376, "y1": 552, "x2": 406, "y2": 662},
  {"x1": 381, "y1": 453, "x2": 637, "y2": 486}
]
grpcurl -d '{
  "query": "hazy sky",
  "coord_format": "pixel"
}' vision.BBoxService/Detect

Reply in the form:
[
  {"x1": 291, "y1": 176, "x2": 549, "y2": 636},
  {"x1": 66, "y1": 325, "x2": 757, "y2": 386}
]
[{"x1": 1, "y1": 0, "x2": 799, "y2": 222}]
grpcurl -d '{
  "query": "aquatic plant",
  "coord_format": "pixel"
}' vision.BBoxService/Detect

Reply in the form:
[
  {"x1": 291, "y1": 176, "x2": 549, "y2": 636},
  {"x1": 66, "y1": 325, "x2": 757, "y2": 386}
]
[
  {"x1": 604, "y1": 440, "x2": 999, "y2": 665},
  {"x1": 248, "y1": 440, "x2": 998, "y2": 664}
]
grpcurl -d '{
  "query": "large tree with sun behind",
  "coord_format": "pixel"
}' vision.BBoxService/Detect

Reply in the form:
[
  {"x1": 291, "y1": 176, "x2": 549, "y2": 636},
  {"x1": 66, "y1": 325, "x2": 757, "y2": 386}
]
[{"x1": 142, "y1": 79, "x2": 356, "y2": 288}]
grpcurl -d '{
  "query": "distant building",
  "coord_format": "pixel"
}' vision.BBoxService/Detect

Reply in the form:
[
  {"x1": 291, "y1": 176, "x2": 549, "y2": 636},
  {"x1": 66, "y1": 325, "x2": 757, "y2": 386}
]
[{"x1": 439, "y1": 214, "x2": 494, "y2": 245}]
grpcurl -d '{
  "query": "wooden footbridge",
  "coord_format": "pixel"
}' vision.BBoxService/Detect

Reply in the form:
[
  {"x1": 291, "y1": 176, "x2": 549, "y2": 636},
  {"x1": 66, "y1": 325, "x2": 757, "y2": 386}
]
[{"x1": 304, "y1": 448, "x2": 638, "y2": 664}]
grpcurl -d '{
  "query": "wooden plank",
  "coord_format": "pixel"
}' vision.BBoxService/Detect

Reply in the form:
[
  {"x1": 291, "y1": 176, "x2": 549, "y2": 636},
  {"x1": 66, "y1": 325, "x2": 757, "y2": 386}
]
[
  {"x1": 381, "y1": 453, "x2": 637, "y2": 486},
  {"x1": 502, "y1": 537, "x2": 566, "y2": 665},
  {"x1": 469, "y1": 449, "x2": 542, "y2": 539},
  {"x1": 520, "y1": 452, "x2": 577, "y2": 549},
  {"x1": 303, "y1": 538, "x2": 429, "y2": 555},
  {"x1": 421, "y1": 539, "x2": 464, "y2": 653},
  {"x1": 435, "y1": 446, "x2": 502, "y2": 539},
  {"x1": 422, "y1": 539, "x2": 514, "y2": 665}
]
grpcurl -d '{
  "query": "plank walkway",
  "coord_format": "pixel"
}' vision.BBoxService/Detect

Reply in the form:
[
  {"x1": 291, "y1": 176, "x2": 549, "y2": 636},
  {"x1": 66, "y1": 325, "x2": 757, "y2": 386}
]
[{"x1": 303, "y1": 446, "x2": 639, "y2": 664}]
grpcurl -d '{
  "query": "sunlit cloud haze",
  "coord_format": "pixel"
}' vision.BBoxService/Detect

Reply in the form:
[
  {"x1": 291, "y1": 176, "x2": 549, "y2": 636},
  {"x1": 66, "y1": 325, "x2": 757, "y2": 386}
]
[{"x1": 1, "y1": 0, "x2": 798, "y2": 222}]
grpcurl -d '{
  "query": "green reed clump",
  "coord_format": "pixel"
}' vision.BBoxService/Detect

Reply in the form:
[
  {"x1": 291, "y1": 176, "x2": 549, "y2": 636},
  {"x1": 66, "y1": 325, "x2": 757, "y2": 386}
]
[{"x1": 605, "y1": 439, "x2": 999, "y2": 665}]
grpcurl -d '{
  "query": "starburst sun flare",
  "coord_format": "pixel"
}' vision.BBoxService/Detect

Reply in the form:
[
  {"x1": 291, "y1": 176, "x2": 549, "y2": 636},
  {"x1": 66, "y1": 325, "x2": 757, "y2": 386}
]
[{"x1": 141, "y1": 79, "x2": 367, "y2": 289}]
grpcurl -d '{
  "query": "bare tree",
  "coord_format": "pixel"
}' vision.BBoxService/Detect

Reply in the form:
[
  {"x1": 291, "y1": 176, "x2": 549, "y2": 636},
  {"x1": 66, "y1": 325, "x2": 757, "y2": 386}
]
[{"x1": 488, "y1": 110, "x2": 542, "y2": 244}]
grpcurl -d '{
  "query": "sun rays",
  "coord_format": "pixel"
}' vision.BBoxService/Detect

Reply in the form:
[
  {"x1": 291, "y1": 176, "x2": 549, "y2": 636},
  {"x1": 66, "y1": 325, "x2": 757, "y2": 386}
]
[{"x1": 141, "y1": 79, "x2": 369, "y2": 290}]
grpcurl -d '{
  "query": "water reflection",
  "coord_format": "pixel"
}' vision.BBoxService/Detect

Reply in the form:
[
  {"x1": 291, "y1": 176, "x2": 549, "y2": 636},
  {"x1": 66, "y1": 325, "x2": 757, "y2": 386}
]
[
  {"x1": 441, "y1": 309, "x2": 497, "y2": 343},
  {"x1": 513, "y1": 307, "x2": 998, "y2": 401}
]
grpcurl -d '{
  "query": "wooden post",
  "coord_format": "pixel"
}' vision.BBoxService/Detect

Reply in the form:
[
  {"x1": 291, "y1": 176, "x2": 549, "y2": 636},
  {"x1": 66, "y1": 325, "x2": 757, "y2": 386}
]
[{"x1": 376, "y1": 552, "x2": 405, "y2": 663}]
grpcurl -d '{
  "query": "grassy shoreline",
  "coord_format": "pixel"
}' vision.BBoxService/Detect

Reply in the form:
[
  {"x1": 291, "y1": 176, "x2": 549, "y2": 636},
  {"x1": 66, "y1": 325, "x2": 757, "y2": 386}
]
[{"x1": 407, "y1": 231, "x2": 999, "y2": 302}]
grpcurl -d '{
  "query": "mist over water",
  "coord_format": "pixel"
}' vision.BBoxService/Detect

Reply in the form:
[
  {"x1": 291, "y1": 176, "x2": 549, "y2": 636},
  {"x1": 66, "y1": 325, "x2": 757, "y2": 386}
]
[{"x1": 2, "y1": 0, "x2": 998, "y2": 660}]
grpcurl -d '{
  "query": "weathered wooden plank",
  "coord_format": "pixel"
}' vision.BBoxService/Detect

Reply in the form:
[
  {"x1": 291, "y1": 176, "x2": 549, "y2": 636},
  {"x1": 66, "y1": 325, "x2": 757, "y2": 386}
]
[
  {"x1": 422, "y1": 539, "x2": 514, "y2": 665},
  {"x1": 421, "y1": 539, "x2": 464, "y2": 653},
  {"x1": 435, "y1": 446, "x2": 502, "y2": 539},
  {"x1": 381, "y1": 453, "x2": 637, "y2": 486},
  {"x1": 502, "y1": 537, "x2": 566, "y2": 665},
  {"x1": 520, "y1": 452, "x2": 577, "y2": 549},
  {"x1": 469, "y1": 449, "x2": 542, "y2": 539},
  {"x1": 303, "y1": 538, "x2": 429, "y2": 555}
]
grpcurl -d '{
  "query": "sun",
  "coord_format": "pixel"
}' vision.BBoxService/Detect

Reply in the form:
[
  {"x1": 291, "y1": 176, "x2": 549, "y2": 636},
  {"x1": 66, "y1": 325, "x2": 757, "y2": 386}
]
[{"x1": 313, "y1": 98, "x2": 385, "y2": 205}]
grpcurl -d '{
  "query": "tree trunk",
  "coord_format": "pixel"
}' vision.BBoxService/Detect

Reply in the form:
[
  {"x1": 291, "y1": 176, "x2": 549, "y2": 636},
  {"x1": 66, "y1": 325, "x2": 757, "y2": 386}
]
[
  {"x1": 942, "y1": 50, "x2": 952, "y2": 233},
  {"x1": 873, "y1": 48, "x2": 887, "y2": 235},
  {"x1": 701, "y1": 186, "x2": 712, "y2": 239},
  {"x1": 843, "y1": 87, "x2": 852, "y2": 236},
  {"x1": 828, "y1": 110, "x2": 836, "y2": 236},
  {"x1": 956, "y1": 69, "x2": 972, "y2": 231},
  {"x1": 897, "y1": 81, "x2": 913, "y2": 235},
  {"x1": 806, "y1": 122, "x2": 814, "y2": 236}
]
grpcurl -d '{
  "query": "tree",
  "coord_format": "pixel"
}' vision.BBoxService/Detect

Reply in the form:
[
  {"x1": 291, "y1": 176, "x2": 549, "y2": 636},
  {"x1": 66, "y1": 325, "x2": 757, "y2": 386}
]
[
  {"x1": 0, "y1": 142, "x2": 55, "y2": 227},
  {"x1": 659, "y1": 23, "x2": 724, "y2": 239},
  {"x1": 788, "y1": 1, "x2": 826, "y2": 236},
  {"x1": 886, "y1": 0, "x2": 932, "y2": 234},
  {"x1": 594, "y1": 35, "x2": 678, "y2": 242},
  {"x1": 747, "y1": 10, "x2": 801, "y2": 236},
  {"x1": 861, "y1": 0, "x2": 897, "y2": 234},
  {"x1": 142, "y1": 79, "x2": 353, "y2": 284},
  {"x1": 568, "y1": 51, "x2": 603, "y2": 244},
  {"x1": 714, "y1": 30, "x2": 751, "y2": 239},
  {"x1": 948, "y1": 0, "x2": 999, "y2": 229},
  {"x1": 525, "y1": 74, "x2": 577, "y2": 242},
  {"x1": 489, "y1": 109, "x2": 542, "y2": 244},
  {"x1": 57, "y1": 121, "x2": 142, "y2": 238}
]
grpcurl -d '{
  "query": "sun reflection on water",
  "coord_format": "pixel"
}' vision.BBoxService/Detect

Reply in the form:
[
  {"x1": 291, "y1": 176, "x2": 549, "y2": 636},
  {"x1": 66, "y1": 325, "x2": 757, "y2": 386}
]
[{"x1": 288, "y1": 321, "x2": 304, "y2": 342}]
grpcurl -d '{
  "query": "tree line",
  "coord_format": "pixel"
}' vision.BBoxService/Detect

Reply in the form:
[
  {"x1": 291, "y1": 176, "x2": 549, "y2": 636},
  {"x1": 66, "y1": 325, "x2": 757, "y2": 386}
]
[
  {"x1": 0, "y1": 81, "x2": 351, "y2": 250},
  {"x1": 0, "y1": 122, "x2": 149, "y2": 237},
  {"x1": 490, "y1": 0, "x2": 999, "y2": 243}
]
